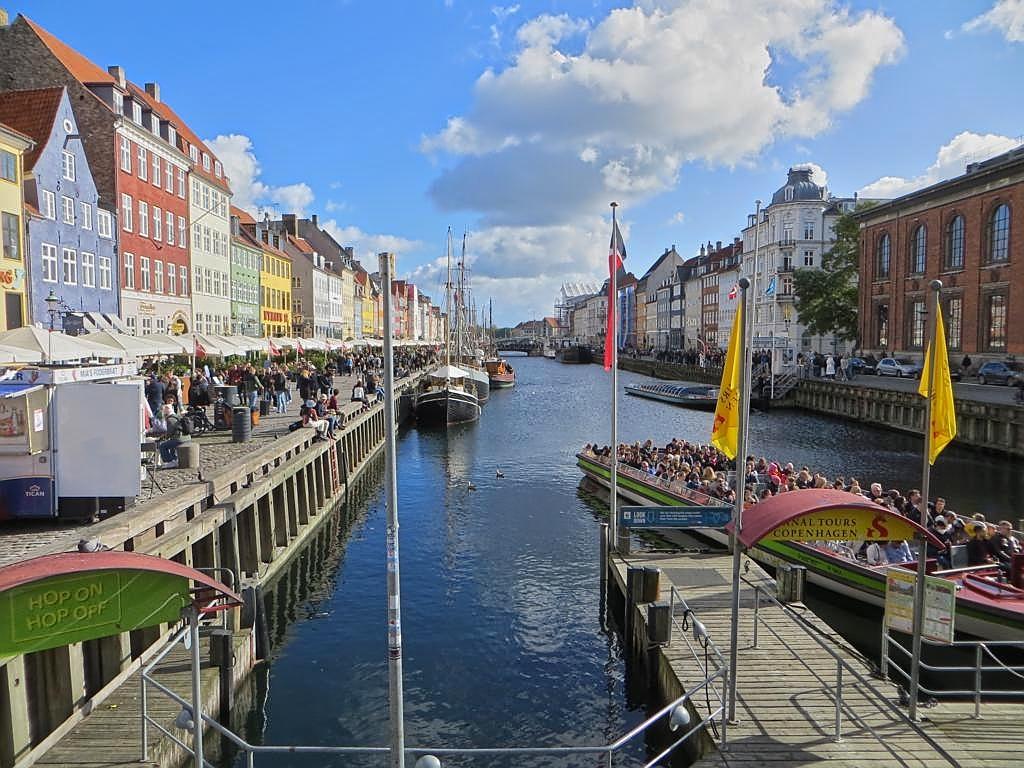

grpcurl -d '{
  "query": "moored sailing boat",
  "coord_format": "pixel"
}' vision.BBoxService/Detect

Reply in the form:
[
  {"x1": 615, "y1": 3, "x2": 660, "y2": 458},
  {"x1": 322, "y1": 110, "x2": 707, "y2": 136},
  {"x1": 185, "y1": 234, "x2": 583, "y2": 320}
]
[
  {"x1": 415, "y1": 228, "x2": 481, "y2": 427},
  {"x1": 415, "y1": 365, "x2": 481, "y2": 425}
]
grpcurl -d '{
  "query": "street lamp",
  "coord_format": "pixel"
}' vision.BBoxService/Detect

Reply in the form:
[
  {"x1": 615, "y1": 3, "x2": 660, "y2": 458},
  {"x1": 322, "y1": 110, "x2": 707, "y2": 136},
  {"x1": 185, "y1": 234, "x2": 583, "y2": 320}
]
[{"x1": 44, "y1": 289, "x2": 61, "y2": 331}]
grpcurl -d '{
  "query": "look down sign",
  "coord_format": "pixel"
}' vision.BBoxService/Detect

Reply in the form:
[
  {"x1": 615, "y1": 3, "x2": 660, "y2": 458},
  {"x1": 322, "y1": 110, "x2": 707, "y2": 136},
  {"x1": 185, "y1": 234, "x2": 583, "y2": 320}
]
[{"x1": 619, "y1": 505, "x2": 733, "y2": 529}]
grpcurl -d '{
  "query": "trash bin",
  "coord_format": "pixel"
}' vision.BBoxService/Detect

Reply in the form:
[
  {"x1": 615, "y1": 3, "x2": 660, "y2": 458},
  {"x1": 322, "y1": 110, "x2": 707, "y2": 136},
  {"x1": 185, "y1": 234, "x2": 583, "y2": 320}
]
[
  {"x1": 232, "y1": 406, "x2": 251, "y2": 443},
  {"x1": 776, "y1": 564, "x2": 806, "y2": 604},
  {"x1": 259, "y1": 399, "x2": 271, "y2": 416}
]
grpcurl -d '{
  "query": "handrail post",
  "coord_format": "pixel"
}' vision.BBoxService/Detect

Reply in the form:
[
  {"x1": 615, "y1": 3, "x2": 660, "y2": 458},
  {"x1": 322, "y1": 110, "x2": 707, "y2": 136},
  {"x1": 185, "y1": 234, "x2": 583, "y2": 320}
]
[
  {"x1": 606, "y1": 746, "x2": 613, "y2": 768},
  {"x1": 833, "y1": 660, "x2": 843, "y2": 742},
  {"x1": 667, "y1": 586, "x2": 675, "y2": 648},
  {"x1": 880, "y1": 625, "x2": 889, "y2": 680},
  {"x1": 752, "y1": 585, "x2": 759, "y2": 649},
  {"x1": 719, "y1": 667, "x2": 729, "y2": 749},
  {"x1": 140, "y1": 669, "x2": 148, "y2": 761},
  {"x1": 974, "y1": 645, "x2": 983, "y2": 718}
]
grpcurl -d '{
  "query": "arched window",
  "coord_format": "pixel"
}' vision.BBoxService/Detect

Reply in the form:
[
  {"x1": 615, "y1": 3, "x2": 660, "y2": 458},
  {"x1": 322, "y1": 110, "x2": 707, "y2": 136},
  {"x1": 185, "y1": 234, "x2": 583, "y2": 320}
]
[
  {"x1": 945, "y1": 215, "x2": 964, "y2": 270},
  {"x1": 876, "y1": 233, "x2": 890, "y2": 278},
  {"x1": 910, "y1": 225, "x2": 926, "y2": 274},
  {"x1": 988, "y1": 203, "x2": 1010, "y2": 263}
]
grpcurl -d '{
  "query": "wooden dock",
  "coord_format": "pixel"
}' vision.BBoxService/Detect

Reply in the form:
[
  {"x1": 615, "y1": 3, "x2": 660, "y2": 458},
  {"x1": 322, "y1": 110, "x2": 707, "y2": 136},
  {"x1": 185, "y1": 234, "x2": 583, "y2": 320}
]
[{"x1": 613, "y1": 549, "x2": 1022, "y2": 768}]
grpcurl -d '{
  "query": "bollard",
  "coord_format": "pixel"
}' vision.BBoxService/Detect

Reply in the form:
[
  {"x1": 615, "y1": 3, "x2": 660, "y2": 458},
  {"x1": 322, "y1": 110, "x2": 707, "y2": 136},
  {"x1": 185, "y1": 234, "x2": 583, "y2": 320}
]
[
  {"x1": 641, "y1": 567, "x2": 661, "y2": 603},
  {"x1": 626, "y1": 566, "x2": 646, "y2": 606},
  {"x1": 647, "y1": 602, "x2": 672, "y2": 645},
  {"x1": 209, "y1": 629, "x2": 234, "y2": 727},
  {"x1": 776, "y1": 564, "x2": 806, "y2": 604}
]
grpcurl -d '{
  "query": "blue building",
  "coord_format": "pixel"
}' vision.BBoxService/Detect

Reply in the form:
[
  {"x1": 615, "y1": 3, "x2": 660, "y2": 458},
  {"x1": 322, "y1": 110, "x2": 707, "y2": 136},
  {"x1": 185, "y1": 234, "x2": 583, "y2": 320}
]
[{"x1": 0, "y1": 87, "x2": 119, "y2": 331}]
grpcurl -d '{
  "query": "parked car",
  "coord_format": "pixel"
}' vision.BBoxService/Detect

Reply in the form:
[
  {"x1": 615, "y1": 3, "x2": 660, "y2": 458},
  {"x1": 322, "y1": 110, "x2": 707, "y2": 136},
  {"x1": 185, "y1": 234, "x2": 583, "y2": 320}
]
[
  {"x1": 875, "y1": 357, "x2": 923, "y2": 378},
  {"x1": 847, "y1": 357, "x2": 875, "y2": 375},
  {"x1": 976, "y1": 361, "x2": 1024, "y2": 386}
]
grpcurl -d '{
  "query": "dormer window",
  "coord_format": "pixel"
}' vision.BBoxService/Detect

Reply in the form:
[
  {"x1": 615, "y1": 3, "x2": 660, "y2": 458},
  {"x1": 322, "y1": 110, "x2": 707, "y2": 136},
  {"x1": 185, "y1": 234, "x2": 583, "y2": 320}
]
[
  {"x1": 167, "y1": 125, "x2": 177, "y2": 148},
  {"x1": 132, "y1": 101, "x2": 142, "y2": 124},
  {"x1": 189, "y1": 144, "x2": 199, "y2": 163},
  {"x1": 202, "y1": 153, "x2": 211, "y2": 171},
  {"x1": 150, "y1": 112, "x2": 160, "y2": 136},
  {"x1": 214, "y1": 160, "x2": 222, "y2": 178},
  {"x1": 784, "y1": 187, "x2": 794, "y2": 202},
  {"x1": 112, "y1": 90, "x2": 124, "y2": 114}
]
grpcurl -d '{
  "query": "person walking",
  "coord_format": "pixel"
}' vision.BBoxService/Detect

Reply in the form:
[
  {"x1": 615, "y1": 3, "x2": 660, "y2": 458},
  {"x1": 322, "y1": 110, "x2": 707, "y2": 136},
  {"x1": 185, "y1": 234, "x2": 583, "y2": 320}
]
[{"x1": 825, "y1": 354, "x2": 836, "y2": 380}]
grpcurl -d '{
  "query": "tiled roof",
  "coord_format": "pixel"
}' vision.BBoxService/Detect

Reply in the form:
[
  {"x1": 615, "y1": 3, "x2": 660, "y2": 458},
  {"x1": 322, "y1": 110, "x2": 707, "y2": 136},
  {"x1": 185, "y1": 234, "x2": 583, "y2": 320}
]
[
  {"x1": 0, "y1": 88, "x2": 61, "y2": 170},
  {"x1": 22, "y1": 15, "x2": 229, "y2": 192},
  {"x1": 230, "y1": 205, "x2": 256, "y2": 225},
  {"x1": 288, "y1": 235, "x2": 314, "y2": 254},
  {"x1": 23, "y1": 17, "x2": 116, "y2": 86}
]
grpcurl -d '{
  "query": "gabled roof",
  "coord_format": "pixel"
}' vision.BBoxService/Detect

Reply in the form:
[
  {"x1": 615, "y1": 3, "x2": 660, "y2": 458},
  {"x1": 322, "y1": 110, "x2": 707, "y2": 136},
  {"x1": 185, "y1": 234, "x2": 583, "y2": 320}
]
[
  {"x1": 23, "y1": 17, "x2": 117, "y2": 86},
  {"x1": 21, "y1": 15, "x2": 228, "y2": 191},
  {"x1": 288, "y1": 234, "x2": 314, "y2": 254},
  {"x1": 0, "y1": 88, "x2": 64, "y2": 171},
  {"x1": 640, "y1": 247, "x2": 682, "y2": 281},
  {"x1": 230, "y1": 205, "x2": 256, "y2": 225}
]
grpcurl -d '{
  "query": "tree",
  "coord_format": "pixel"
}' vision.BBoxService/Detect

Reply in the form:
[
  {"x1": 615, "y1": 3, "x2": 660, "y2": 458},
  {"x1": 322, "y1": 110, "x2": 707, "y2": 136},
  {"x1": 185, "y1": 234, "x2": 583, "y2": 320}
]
[{"x1": 792, "y1": 206, "x2": 872, "y2": 345}]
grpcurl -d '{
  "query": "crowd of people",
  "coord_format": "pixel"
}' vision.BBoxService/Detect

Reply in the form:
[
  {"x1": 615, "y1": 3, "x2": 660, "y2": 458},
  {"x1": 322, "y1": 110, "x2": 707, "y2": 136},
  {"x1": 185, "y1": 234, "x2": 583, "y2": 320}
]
[
  {"x1": 142, "y1": 346, "x2": 440, "y2": 463},
  {"x1": 583, "y1": 437, "x2": 1022, "y2": 572}
]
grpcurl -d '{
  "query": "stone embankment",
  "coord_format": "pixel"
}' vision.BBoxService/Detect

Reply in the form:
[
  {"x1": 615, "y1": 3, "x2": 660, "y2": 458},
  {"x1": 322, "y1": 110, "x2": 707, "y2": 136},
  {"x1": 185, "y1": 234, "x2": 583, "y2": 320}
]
[{"x1": 0, "y1": 371, "x2": 422, "y2": 768}]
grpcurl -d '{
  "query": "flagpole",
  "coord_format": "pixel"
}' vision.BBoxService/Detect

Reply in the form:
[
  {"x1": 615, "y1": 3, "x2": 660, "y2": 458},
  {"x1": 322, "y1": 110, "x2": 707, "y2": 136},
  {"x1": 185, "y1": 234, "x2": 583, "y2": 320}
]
[
  {"x1": 745, "y1": 200, "x2": 761, "y2": 450},
  {"x1": 909, "y1": 278, "x2": 941, "y2": 720},
  {"x1": 610, "y1": 201, "x2": 620, "y2": 552},
  {"x1": 727, "y1": 276, "x2": 751, "y2": 723}
]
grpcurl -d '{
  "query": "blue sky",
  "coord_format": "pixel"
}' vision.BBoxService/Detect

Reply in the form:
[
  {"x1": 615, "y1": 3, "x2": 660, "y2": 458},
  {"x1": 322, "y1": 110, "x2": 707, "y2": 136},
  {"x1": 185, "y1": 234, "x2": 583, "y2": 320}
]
[{"x1": 14, "y1": 0, "x2": 1024, "y2": 324}]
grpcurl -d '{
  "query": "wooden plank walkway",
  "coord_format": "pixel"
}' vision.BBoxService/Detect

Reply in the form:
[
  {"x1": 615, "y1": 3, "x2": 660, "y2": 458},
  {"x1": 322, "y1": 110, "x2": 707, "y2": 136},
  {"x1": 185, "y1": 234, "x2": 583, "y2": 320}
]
[
  {"x1": 35, "y1": 634, "x2": 243, "y2": 768},
  {"x1": 615, "y1": 550, "x2": 1023, "y2": 768}
]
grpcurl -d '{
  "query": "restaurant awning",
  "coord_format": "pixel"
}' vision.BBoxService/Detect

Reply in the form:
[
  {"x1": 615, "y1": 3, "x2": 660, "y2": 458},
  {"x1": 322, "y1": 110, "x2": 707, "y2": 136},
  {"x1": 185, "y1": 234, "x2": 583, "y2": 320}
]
[{"x1": 0, "y1": 327, "x2": 126, "y2": 363}]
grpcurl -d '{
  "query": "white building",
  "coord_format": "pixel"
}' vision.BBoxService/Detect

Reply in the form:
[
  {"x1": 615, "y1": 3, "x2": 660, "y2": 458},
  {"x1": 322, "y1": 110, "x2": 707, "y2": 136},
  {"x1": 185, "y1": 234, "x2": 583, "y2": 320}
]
[
  {"x1": 313, "y1": 266, "x2": 331, "y2": 339},
  {"x1": 716, "y1": 261, "x2": 741, "y2": 348},
  {"x1": 740, "y1": 167, "x2": 857, "y2": 368},
  {"x1": 327, "y1": 269, "x2": 343, "y2": 338},
  {"x1": 186, "y1": 141, "x2": 232, "y2": 336}
]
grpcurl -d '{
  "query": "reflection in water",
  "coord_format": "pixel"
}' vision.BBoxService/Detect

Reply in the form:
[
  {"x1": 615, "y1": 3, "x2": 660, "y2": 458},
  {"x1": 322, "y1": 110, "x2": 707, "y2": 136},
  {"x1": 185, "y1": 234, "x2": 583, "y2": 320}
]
[{"x1": 237, "y1": 358, "x2": 1021, "y2": 767}]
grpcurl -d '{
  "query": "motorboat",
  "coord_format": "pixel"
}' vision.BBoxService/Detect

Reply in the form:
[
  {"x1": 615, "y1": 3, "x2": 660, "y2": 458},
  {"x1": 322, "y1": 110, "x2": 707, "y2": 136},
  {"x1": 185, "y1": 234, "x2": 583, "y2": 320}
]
[{"x1": 624, "y1": 382, "x2": 719, "y2": 410}]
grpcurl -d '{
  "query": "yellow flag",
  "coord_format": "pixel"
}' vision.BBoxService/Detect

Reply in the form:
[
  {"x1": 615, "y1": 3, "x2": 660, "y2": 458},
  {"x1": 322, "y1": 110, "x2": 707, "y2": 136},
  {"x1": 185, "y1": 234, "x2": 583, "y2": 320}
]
[
  {"x1": 917, "y1": 301, "x2": 957, "y2": 464},
  {"x1": 711, "y1": 300, "x2": 743, "y2": 459}
]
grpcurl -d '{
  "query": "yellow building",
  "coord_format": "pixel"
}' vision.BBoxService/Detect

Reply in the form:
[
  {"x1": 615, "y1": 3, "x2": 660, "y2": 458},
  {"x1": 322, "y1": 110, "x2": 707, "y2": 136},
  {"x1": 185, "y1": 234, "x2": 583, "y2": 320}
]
[
  {"x1": 0, "y1": 122, "x2": 32, "y2": 330},
  {"x1": 259, "y1": 238, "x2": 292, "y2": 338}
]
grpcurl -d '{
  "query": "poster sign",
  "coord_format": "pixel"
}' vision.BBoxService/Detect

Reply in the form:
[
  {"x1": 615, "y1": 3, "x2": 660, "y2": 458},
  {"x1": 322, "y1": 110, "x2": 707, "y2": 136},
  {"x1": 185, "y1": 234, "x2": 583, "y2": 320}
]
[
  {"x1": 620, "y1": 505, "x2": 732, "y2": 529},
  {"x1": 762, "y1": 508, "x2": 920, "y2": 542},
  {"x1": 884, "y1": 568, "x2": 956, "y2": 645},
  {"x1": 0, "y1": 569, "x2": 190, "y2": 655}
]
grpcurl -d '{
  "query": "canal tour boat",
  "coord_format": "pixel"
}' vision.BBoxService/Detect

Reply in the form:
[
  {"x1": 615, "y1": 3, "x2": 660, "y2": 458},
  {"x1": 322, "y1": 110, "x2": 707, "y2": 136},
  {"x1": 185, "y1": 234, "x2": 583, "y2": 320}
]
[
  {"x1": 576, "y1": 450, "x2": 1024, "y2": 641},
  {"x1": 624, "y1": 382, "x2": 719, "y2": 410},
  {"x1": 415, "y1": 365, "x2": 481, "y2": 426},
  {"x1": 558, "y1": 344, "x2": 592, "y2": 364},
  {"x1": 484, "y1": 358, "x2": 516, "y2": 388}
]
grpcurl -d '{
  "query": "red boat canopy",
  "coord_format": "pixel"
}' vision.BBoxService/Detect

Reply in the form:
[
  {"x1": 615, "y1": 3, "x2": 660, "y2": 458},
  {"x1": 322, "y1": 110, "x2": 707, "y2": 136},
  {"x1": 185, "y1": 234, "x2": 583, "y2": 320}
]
[{"x1": 727, "y1": 489, "x2": 944, "y2": 548}]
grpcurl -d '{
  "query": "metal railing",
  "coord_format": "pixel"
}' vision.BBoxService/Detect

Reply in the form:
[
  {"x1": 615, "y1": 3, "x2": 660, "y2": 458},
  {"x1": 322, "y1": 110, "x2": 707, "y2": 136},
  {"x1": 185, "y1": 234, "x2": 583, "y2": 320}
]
[
  {"x1": 140, "y1": 618, "x2": 724, "y2": 768},
  {"x1": 881, "y1": 630, "x2": 1024, "y2": 717},
  {"x1": 744, "y1": 577, "x2": 902, "y2": 742}
]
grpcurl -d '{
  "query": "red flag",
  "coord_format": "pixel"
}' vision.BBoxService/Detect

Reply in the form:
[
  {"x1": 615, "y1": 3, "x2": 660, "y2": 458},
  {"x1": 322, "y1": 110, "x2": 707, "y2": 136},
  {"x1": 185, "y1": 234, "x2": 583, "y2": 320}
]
[
  {"x1": 604, "y1": 217, "x2": 626, "y2": 371},
  {"x1": 297, "y1": 339, "x2": 305, "y2": 356},
  {"x1": 268, "y1": 338, "x2": 281, "y2": 357},
  {"x1": 194, "y1": 337, "x2": 207, "y2": 358},
  {"x1": 728, "y1": 284, "x2": 738, "y2": 300}
]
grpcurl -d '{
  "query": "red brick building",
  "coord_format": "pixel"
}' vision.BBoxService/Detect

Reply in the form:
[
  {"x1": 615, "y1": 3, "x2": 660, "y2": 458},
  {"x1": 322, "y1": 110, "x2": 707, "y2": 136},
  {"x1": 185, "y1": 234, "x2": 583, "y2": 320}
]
[{"x1": 856, "y1": 147, "x2": 1024, "y2": 363}]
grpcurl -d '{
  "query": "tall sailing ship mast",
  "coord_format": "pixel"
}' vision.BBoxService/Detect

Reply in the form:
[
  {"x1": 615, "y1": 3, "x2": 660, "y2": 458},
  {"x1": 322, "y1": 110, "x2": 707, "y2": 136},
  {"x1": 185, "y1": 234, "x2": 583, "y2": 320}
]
[
  {"x1": 413, "y1": 228, "x2": 480, "y2": 426},
  {"x1": 454, "y1": 231, "x2": 489, "y2": 403}
]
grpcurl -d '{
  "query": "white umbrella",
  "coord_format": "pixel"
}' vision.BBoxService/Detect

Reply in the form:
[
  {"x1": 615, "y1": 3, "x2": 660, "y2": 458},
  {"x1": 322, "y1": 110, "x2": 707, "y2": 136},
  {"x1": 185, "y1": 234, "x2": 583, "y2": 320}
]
[
  {"x1": 208, "y1": 334, "x2": 249, "y2": 356},
  {"x1": 0, "y1": 327, "x2": 125, "y2": 363},
  {"x1": 88, "y1": 330, "x2": 162, "y2": 357},
  {"x1": 138, "y1": 333, "x2": 192, "y2": 355},
  {"x1": 270, "y1": 336, "x2": 297, "y2": 349},
  {"x1": 224, "y1": 335, "x2": 262, "y2": 353},
  {"x1": 0, "y1": 343, "x2": 42, "y2": 364},
  {"x1": 193, "y1": 333, "x2": 242, "y2": 357}
]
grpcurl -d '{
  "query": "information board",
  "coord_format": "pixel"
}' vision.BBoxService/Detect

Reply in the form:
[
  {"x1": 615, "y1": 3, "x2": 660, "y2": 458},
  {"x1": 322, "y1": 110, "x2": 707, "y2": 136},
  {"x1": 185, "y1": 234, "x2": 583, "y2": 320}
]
[
  {"x1": 884, "y1": 567, "x2": 956, "y2": 645},
  {"x1": 619, "y1": 505, "x2": 732, "y2": 529}
]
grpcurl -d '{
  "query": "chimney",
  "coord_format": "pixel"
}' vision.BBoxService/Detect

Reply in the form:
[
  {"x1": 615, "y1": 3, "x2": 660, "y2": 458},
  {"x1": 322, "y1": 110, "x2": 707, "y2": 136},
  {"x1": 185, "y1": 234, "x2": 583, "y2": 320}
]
[
  {"x1": 699, "y1": 244, "x2": 706, "y2": 257},
  {"x1": 144, "y1": 82, "x2": 160, "y2": 102},
  {"x1": 716, "y1": 240, "x2": 722, "y2": 251},
  {"x1": 282, "y1": 213, "x2": 297, "y2": 236},
  {"x1": 107, "y1": 65, "x2": 126, "y2": 87},
  {"x1": 311, "y1": 214, "x2": 318, "y2": 228},
  {"x1": 0, "y1": 9, "x2": 9, "y2": 27}
]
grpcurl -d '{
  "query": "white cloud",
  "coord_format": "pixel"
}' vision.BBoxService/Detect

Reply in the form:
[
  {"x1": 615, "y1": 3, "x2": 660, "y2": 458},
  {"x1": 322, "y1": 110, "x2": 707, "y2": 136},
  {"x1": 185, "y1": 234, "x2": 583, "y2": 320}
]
[
  {"x1": 668, "y1": 211, "x2": 685, "y2": 225},
  {"x1": 207, "y1": 134, "x2": 314, "y2": 216},
  {"x1": 963, "y1": 0, "x2": 1024, "y2": 42},
  {"x1": 320, "y1": 220, "x2": 424, "y2": 266},
  {"x1": 792, "y1": 161, "x2": 829, "y2": 189},
  {"x1": 859, "y1": 131, "x2": 1020, "y2": 198},
  {"x1": 324, "y1": 199, "x2": 347, "y2": 213},
  {"x1": 422, "y1": 1, "x2": 904, "y2": 227}
]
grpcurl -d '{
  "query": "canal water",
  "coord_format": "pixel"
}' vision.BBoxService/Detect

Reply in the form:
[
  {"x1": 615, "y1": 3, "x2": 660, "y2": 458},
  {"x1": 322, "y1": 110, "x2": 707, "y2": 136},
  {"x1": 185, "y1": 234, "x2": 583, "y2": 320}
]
[{"x1": 239, "y1": 357, "x2": 1022, "y2": 766}]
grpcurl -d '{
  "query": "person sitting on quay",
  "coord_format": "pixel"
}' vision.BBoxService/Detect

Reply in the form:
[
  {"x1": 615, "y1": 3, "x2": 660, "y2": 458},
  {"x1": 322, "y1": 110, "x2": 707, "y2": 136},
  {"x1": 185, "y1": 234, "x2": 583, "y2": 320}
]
[
  {"x1": 351, "y1": 380, "x2": 369, "y2": 410},
  {"x1": 300, "y1": 399, "x2": 330, "y2": 442},
  {"x1": 156, "y1": 403, "x2": 192, "y2": 467}
]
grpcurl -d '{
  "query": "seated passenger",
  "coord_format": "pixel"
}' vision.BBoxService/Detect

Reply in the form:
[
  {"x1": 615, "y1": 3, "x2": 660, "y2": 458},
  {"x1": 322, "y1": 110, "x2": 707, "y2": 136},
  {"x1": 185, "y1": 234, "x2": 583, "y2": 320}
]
[{"x1": 884, "y1": 540, "x2": 913, "y2": 564}]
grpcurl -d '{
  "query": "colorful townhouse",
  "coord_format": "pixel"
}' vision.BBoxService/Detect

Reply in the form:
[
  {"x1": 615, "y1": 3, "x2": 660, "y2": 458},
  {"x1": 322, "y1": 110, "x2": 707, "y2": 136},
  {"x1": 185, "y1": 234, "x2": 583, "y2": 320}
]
[
  {"x1": 228, "y1": 211, "x2": 261, "y2": 336},
  {"x1": 0, "y1": 119, "x2": 32, "y2": 330},
  {"x1": 0, "y1": 88, "x2": 119, "y2": 330},
  {"x1": 0, "y1": 15, "x2": 192, "y2": 335},
  {"x1": 235, "y1": 209, "x2": 292, "y2": 338}
]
